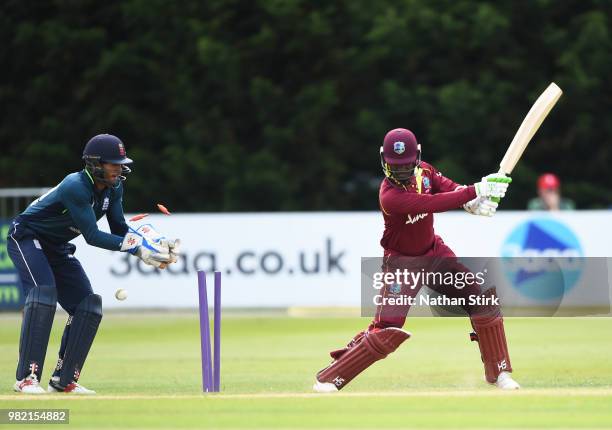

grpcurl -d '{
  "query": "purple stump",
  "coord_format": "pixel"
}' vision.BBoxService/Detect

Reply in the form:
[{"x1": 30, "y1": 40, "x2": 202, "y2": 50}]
[
  {"x1": 197, "y1": 271, "x2": 213, "y2": 392},
  {"x1": 213, "y1": 271, "x2": 222, "y2": 391}
]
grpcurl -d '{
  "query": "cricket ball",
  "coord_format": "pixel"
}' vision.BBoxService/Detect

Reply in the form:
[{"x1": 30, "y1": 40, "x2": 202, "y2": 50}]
[{"x1": 115, "y1": 288, "x2": 128, "y2": 301}]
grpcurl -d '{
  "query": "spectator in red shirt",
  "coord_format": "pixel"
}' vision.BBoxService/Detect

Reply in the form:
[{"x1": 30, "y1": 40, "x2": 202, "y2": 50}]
[{"x1": 528, "y1": 173, "x2": 575, "y2": 210}]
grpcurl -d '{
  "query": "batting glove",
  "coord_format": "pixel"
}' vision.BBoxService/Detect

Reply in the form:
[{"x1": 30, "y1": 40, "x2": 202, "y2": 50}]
[
  {"x1": 474, "y1": 173, "x2": 511, "y2": 199},
  {"x1": 464, "y1": 196, "x2": 499, "y2": 217}
]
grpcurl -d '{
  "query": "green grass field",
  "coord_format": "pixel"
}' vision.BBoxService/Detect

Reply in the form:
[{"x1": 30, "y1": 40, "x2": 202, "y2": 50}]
[{"x1": 1, "y1": 312, "x2": 611, "y2": 429}]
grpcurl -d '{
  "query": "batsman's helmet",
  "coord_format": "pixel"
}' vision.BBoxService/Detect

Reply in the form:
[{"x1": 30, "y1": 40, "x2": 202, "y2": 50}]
[
  {"x1": 83, "y1": 134, "x2": 133, "y2": 186},
  {"x1": 380, "y1": 128, "x2": 421, "y2": 185}
]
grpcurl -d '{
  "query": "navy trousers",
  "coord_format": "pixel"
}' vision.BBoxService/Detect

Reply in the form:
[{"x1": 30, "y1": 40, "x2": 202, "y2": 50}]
[{"x1": 7, "y1": 220, "x2": 94, "y2": 380}]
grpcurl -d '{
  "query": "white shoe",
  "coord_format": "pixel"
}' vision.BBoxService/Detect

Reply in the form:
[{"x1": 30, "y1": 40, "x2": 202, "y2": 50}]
[
  {"x1": 48, "y1": 376, "x2": 96, "y2": 395},
  {"x1": 13, "y1": 375, "x2": 46, "y2": 394},
  {"x1": 313, "y1": 380, "x2": 339, "y2": 393},
  {"x1": 494, "y1": 371, "x2": 520, "y2": 390}
]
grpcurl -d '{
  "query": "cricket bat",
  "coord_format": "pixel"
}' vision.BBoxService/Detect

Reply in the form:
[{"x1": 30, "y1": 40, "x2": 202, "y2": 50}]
[{"x1": 498, "y1": 82, "x2": 563, "y2": 175}]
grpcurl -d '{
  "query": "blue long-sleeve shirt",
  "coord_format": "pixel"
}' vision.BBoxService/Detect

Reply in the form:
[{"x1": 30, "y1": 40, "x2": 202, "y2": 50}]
[{"x1": 18, "y1": 170, "x2": 129, "y2": 250}]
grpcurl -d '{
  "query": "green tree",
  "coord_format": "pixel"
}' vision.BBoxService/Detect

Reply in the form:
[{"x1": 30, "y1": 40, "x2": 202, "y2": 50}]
[{"x1": 1, "y1": 0, "x2": 610, "y2": 211}]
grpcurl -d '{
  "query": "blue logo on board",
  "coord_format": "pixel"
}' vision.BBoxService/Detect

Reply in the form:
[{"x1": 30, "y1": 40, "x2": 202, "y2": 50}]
[{"x1": 501, "y1": 218, "x2": 583, "y2": 301}]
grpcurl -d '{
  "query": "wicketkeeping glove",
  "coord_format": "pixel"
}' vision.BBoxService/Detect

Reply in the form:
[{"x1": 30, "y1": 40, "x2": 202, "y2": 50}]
[
  {"x1": 134, "y1": 224, "x2": 180, "y2": 265},
  {"x1": 121, "y1": 227, "x2": 172, "y2": 268}
]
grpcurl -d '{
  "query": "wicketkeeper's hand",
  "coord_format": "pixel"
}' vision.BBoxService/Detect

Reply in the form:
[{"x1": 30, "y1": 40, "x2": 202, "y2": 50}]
[
  {"x1": 121, "y1": 225, "x2": 179, "y2": 269},
  {"x1": 134, "y1": 224, "x2": 180, "y2": 269},
  {"x1": 474, "y1": 173, "x2": 511, "y2": 199},
  {"x1": 463, "y1": 196, "x2": 498, "y2": 217},
  {"x1": 133, "y1": 224, "x2": 180, "y2": 264}
]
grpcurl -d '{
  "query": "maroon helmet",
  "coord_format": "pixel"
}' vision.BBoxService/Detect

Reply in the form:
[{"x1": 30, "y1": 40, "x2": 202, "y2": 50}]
[{"x1": 380, "y1": 128, "x2": 421, "y2": 184}]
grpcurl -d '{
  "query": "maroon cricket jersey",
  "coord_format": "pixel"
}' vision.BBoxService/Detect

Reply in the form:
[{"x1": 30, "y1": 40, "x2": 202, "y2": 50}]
[{"x1": 379, "y1": 161, "x2": 477, "y2": 256}]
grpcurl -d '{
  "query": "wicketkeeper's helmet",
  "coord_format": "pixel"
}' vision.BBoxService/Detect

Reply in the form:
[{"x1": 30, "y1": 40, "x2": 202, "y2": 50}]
[{"x1": 82, "y1": 134, "x2": 133, "y2": 186}]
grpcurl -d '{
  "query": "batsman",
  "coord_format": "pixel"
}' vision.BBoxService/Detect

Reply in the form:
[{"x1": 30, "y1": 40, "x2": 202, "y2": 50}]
[
  {"x1": 314, "y1": 128, "x2": 520, "y2": 392},
  {"x1": 7, "y1": 134, "x2": 179, "y2": 394}
]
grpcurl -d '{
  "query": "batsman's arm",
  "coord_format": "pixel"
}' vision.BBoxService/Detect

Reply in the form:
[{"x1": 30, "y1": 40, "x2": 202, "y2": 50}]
[
  {"x1": 381, "y1": 186, "x2": 477, "y2": 215},
  {"x1": 59, "y1": 185, "x2": 124, "y2": 250},
  {"x1": 431, "y1": 168, "x2": 462, "y2": 194}
]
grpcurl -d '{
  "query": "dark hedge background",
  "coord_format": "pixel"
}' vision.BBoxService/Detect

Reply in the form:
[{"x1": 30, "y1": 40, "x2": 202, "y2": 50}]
[{"x1": 2, "y1": 0, "x2": 611, "y2": 211}]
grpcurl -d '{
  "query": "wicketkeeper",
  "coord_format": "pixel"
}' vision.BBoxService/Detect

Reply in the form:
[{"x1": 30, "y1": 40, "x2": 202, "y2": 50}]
[
  {"x1": 314, "y1": 128, "x2": 519, "y2": 392},
  {"x1": 7, "y1": 134, "x2": 179, "y2": 394}
]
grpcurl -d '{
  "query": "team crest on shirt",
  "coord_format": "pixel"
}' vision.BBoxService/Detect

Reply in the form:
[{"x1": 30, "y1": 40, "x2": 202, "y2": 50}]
[
  {"x1": 102, "y1": 197, "x2": 110, "y2": 211},
  {"x1": 393, "y1": 141, "x2": 405, "y2": 154},
  {"x1": 422, "y1": 177, "x2": 431, "y2": 189}
]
